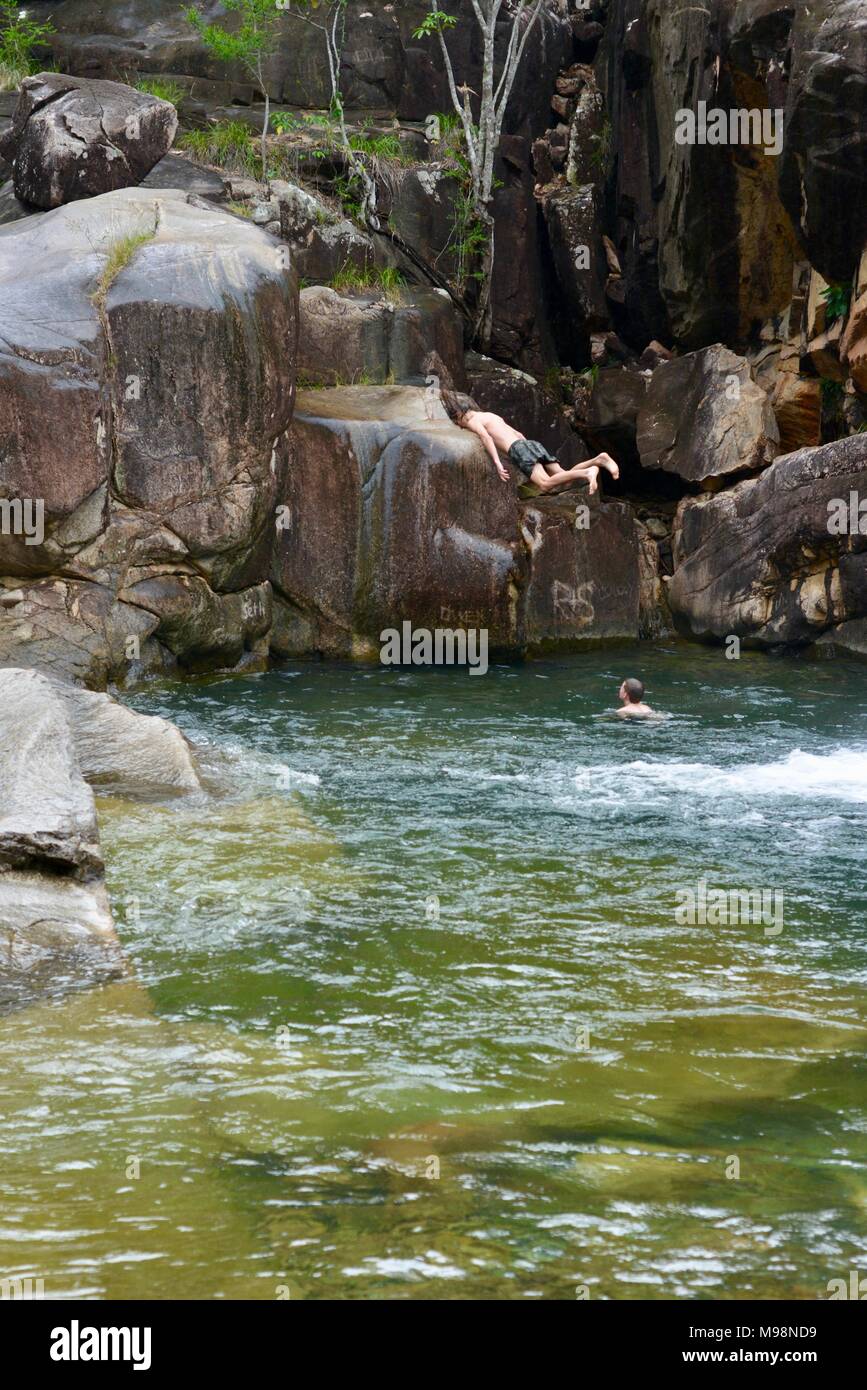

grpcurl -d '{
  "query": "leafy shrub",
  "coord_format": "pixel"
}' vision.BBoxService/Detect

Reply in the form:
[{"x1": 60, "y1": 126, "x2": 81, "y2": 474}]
[{"x1": 0, "y1": 0, "x2": 54, "y2": 89}]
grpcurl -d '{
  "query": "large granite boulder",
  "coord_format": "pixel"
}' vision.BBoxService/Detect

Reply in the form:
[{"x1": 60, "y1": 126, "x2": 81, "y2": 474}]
[
  {"x1": 637, "y1": 346, "x2": 779, "y2": 487},
  {"x1": 0, "y1": 186, "x2": 297, "y2": 687},
  {"x1": 50, "y1": 678, "x2": 201, "y2": 794},
  {"x1": 298, "y1": 285, "x2": 466, "y2": 388},
  {"x1": 668, "y1": 434, "x2": 867, "y2": 646},
  {"x1": 0, "y1": 666, "x2": 200, "y2": 1012},
  {"x1": 0, "y1": 668, "x2": 102, "y2": 879},
  {"x1": 0, "y1": 74, "x2": 178, "y2": 210},
  {"x1": 271, "y1": 386, "x2": 642, "y2": 658}
]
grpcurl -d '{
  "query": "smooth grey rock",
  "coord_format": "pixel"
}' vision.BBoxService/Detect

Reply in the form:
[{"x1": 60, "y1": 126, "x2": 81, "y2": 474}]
[
  {"x1": 668, "y1": 434, "x2": 867, "y2": 646},
  {"x1": 637, "y1": 345, "x2": 779, "y2": 487},
  {"x1": 50, "y1": 680, "x2": 201, "y2": 794},
  {"x1": 298, "y1": 285, "x2": 465, "y2": 387},
  {"x1": 0, "y1": 667, "x2": 102, "y2": 878},
  {"x1": 0, "y1": 73, "x2": 178, "y2": 209}
]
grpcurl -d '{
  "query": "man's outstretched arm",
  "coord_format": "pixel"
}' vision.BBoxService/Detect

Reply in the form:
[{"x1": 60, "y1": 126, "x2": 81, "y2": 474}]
[{"x1": 467, "y1": 420, "x2": 510, "y2": 481}]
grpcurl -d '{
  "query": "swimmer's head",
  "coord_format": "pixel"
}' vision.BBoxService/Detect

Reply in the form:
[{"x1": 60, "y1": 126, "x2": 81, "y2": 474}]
[{"x1": 619, "y1": 678, "x2": 645, "y2": 705}]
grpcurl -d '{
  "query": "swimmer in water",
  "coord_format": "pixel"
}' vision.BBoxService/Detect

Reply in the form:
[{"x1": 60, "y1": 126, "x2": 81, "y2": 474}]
[{"x1": 615, "y1": 677, "x2": 658, "y2": 720}]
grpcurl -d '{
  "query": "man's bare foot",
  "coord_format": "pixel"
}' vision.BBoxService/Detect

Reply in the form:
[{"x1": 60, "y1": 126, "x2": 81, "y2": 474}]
[
  {"x1": 584, "y1": 464, "x2": 599, "y2": 494},
  {"x1": 594, "y1": 452, "x2": 619, "y2": 480}
]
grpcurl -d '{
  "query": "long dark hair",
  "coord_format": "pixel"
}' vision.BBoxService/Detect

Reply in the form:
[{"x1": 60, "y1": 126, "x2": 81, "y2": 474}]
[{"x1": 424, "y1": 351, "x2": 478, "y2": 423}]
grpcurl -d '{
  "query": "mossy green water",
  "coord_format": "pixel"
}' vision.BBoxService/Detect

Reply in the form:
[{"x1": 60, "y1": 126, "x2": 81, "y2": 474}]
[{"x1": 2, "y1": 643, "x2": 866, "y2": 1299}]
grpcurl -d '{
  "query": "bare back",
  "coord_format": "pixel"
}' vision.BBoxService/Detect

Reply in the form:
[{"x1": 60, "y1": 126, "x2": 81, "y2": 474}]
[{"x1": 462, "y1": 410, "x2": 524, "y2": 453}]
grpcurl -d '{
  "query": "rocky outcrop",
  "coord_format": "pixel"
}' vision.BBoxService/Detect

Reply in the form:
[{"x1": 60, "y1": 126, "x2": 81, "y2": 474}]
[
  {"x1": 776, "y1": 0, "x2": 867, "y2": 286},
  {"x1": 637, "y1": 346, "x2": 780, "y2": 487},
  {"x1": 0, "y1": 185, "x2": 297, "y2": 687},
  {"x1": 271, "y1": 385, "x2": 642, "y2": 657},
  {"x1": 44, "y1": 1, "x2": 572, "y2": 138},
  {"x1": 668, "y1": 434, "x2": 867, "y2": 645},
  {"x1": 0, "y1": 74, "x2": 178, "y2": 209},
  {"x1": 298, "y1": 285, "x2": 466, "y2": 388},
  {"x1": 0, "y1": 666, "x2": 202, "y2": 1011}
]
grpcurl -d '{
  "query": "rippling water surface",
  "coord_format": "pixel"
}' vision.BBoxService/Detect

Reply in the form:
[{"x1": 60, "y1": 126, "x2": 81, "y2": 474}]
[{"x1": 3, "y1": 644, "x2": 867, "y2": 1299}]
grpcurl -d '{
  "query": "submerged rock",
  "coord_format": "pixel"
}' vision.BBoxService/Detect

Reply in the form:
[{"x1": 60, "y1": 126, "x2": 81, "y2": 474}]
[
  {"x1": 0, "y1": 74, "x2": 177, "y2": 210},
  {"x1": 0, "y1": 873, "x2": 120, "y2": 1016}
]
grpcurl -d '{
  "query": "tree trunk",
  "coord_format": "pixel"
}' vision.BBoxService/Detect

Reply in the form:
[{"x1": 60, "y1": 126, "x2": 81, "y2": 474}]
[{"x1": 261, "y1": 86, "x2": 270, "y2": 182}]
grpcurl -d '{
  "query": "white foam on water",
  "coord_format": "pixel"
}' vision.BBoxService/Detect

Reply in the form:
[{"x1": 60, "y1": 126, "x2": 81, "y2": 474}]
[{"x1": 575, "y1": 748, "x2": 867, "y2": 804}]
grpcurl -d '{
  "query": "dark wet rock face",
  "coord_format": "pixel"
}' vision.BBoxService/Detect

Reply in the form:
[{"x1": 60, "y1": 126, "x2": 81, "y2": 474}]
[
  {"x1": 668, "y1": 435, "x2": 867, "y2": 646},
  {"x1": 0, "y1": 74, "x2": 177, "y2": 209},
  {"x1": 777, "y1": 0, "x2": 867, "y2": 285},
  {"x1": 0, "y1": 187, "x2": 297, "y2": 687},
  {"x1": 271, "y1": 386, "x2": 643, "y2": 658},
  {"x1": 637, "y1": 346, "x2": 780, "y2": 487}
]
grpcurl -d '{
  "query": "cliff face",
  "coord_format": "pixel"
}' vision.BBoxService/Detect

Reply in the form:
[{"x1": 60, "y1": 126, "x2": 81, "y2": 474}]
[{"x1": 0, "y1": 0, "x2": 865, "y2": 681}]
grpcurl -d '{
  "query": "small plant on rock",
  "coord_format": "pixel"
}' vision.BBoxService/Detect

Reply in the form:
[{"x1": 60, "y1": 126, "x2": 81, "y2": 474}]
[
  {"x1": 134, "y1": 77, "x2": 186, "y2": 106},
  {"x1": 180, "y1": 119, "x2": 258, "y2": 173},
  {"x1": 821, "y1": 283, "x2": 852, "y2": 326},
  {"x1": 91, "y1": 227, "x2": 157, "y2": 310},
  {"x1": 0, "y1": 0, "x2": 54, "y2": 90}
]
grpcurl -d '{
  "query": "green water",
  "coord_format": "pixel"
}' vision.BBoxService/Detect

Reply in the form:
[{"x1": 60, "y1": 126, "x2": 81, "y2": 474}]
[{"x1": 3, "y1": 643, "x2": 867, "y2": 1300}]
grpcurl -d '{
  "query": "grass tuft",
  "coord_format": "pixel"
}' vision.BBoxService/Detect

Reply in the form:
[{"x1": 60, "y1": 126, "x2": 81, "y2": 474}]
[
  {"x1": 91, "y1": 229, "x2": 156, "y2": 309},
  {"x1": 135, "y1": 77, "x2": 186, "y2": 106},
  {"x1": 329, "y1": 263, "x2": 406, "y2": 302},
  {"x1": 0, "y1": 60, "x2": 30, "y2": 91},
  {"x1": 179, "y1": 120, "x2": 257, "y2": 174}
]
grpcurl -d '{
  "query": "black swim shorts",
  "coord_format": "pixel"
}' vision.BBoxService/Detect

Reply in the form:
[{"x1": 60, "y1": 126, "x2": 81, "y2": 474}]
[{"x1": 508, "y1": 439, "x2": 557, "y2": 478}]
